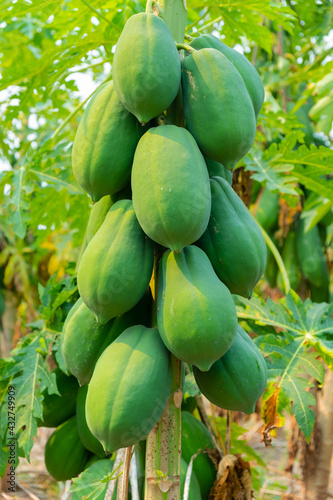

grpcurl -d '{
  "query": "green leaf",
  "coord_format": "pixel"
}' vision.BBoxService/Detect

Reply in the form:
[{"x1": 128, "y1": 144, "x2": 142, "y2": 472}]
[
  {"x1": 70, "y1": 458, "x2": 115, "y2": 500},
  {"x1": 183, "y1": 373, "x2": 200, "y2": 399}
]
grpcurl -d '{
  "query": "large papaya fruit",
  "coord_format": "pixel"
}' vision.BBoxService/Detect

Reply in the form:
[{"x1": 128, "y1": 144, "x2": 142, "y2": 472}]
[
  {"x1": 190, "y1": 34, "x2": 264, "y2": 118},
  {"x1": 296, "y1": 218, "x2": 330, "y2": 288},
  {"x1": 76, "y1": 385, "x2": 105, "y2": 458},
  {"x1": 277, "y1": 230, "x2": 301, "y2": 292},
  {"x1": 86, "y1": 325, "x2": 172, "y2": 453},
  {"x1": 181, "y1": 48, "x2": 257, "y2": 169},
  {"x1": 193, "y1": 325, "x2": 267, "y2": 414},
  {"x1": 44, "y1": 415, "x2": 91, "y2": 481},
  {"x1": 86, "y1": 195, "x2": 113, "y2": 244},
  {"x1": 38, "y1": 367, "x2": 79, "y2": 428},
  {"x1": 181, "y1": 412, "x2": 216, "y2": 499},
  {"x1": 157, "y1": 245, "x2": 237, "y2": 371},
  {"x1": 254, "y1": 188, "x2": 279, "y2": 231},
  {"x1": 180, "y1": 458, "x2": 202, "y2": 500},
  {"x1": 77, "y1": 200, "x2": 154, "y2": 324},
  {"x1": 205, "y1": 157, "x2": 232, "y2": 185},
  {"x1": 132, "y1": 125, "x2": 211, "y2": 252},
  {"x1": 197, "y1": 177, "x2": 267, "y2": 298},
  {"x1": 72, "y1": 81, "x2": 144, "y2": 202},
  {"x1": 61, "y1": 291, "x2": 151, "y2": 386},
  {"x1": 113, "y1": 13, "x2": 181, "y2": 123}
]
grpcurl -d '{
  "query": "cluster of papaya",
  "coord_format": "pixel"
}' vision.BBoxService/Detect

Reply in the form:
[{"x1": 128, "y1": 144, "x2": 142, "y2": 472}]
[{"x1": 254, "y1": 187, "x2": 331, "y2": 302}]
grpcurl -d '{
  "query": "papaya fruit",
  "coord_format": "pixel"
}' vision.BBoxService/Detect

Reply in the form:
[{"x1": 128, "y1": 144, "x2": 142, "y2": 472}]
[
  {"x1": 205, "y1": 157, "x2": 232, "y2": 185},
  {"x1": 38, "y1": 367, "x2": 79, "y2": 428},
  {"x1": 61, "y1": 291, "x2": 151, "y2": 386},
  {"x1": 113, "y1": 13, "x2": 181, "y2": 123},
  {"x1": 131, "y1": 125, "x2": 211, "y2": 252},
  {"x1": 190, "y1": 34, "x2": 264, "y2": 118},
  {"x1": 277, "y1": 230, "x2": 301, "y2": 292},
  {"x1": 180, "y1": 458, "x2": 202, "y2": 500},
  {"x1": 181, "y1": 412, "x2": 216, "y2": 499},
  {"x1": 296, "y1": 218, "x2": 330, "y2": 288},
  {"x1": 77, "y1": 200, "x2": 154, "y2": 324},
  {"x1": 86, "y1": 325, "x2": 172, "y2": 453},
  {"x1": 181, "y1": 48, "x2": 257, "y2": 169},
  {"x1": 86, "y1": 196, "x2": 113, "y2": 244},
  {"x1": 254, "y1": 188, "x2": 279, "y2": 231},
  {"x1": 76, "y1": 385, "x2": 105, "y2": 458},
  {"x1": 72, "y1": 81, "x2": 144, "y2": 202},
  {"x1": 193, "y1": 325, "x2": 267, "y2": 414},
  {"x1": 264, "y1": 230, "x2": 279, "y2": 288},
  {"x1": 309, "y1": 281, "x2": 330, "y2": 303},
  {"x1": 197, "y1": 177, "x2": 267, "y2": 298},
  {"x1": 44, "y1": 415, "x2": 91, "y2": 481},
  {"x1": 157, "y1": 245, "x2": 237, "y2": 371}
]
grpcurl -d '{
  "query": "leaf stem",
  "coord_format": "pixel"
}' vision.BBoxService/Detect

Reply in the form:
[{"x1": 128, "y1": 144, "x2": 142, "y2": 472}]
[
  {"x1": 146, "y1": 0, "x2": 155, "y2": 13},
  {"x1": 176, "y1": 43, "x2": 195, "y2": 52},
  {"x1": 80, "y1": 0, "x2": 114, "y2": 26},
  {"x1": 259, "y1": 224, "x2": 290, "y2": 294}
]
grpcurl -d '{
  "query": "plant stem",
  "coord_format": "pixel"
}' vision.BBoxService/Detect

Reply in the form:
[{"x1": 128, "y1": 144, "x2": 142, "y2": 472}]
[
  {"x1": 117, "y1": 446, "x2": 133, "y2": 499},
  {"x1": 225, "y1": 411, "x2": 232, "y2": 454},
  {"x1": 176, "y1": 43, "x2": 194, "y2": 52},
  {"x1": 259, "y1": 224, "x2": 290, "y2": 294},
  {"x1": 195, "y1": 394, "x2": 224, "y2": 459}
]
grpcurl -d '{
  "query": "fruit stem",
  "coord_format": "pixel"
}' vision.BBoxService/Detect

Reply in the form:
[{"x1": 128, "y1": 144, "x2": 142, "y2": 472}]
[
  {"x1": 259, "y1": 224, "x2": 291, "y2": 294},
  {"x1": 176, "y1": 43, "x2": 195, "y2": 52},
  {"x1": 146, "y1": 0, "x2": 155, "y2": 13},
  {"x1": 116, "y1": 446, "x2": 133, "y2": 499}
]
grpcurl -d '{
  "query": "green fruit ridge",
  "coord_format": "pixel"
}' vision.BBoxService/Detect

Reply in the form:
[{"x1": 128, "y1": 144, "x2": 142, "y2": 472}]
[
  {"x1": 254, "y1": 188, "x2": 279, "y2": 231},
  {"x1": 86, "y1": 195, "x2": 113, "y2": 244},
  {"x1": 44, "y1": 416, "x2": 91, "y2": 481},
  {"x1": 132, "y1": 125, "x2": 211, "y2": 252},
  {"x1": 181, "y1": 48, "x2": 257, "y2": 169},
  {"x1": 193, "y1": 324, "x2": 267, "y2": 414},
  {"x1": 76, "y1": 385, "x2": 105, "y2": 457},
  {"x1": 113, "y1": 13, "x2": 181, "y2": 123},
  {"x1": 205, "y1": 156, "x2": 233, "y2": 185},
  {"x1": 86, "y1": 325, "x2": 172, "y2": 453},
  {"x1": 77, "y1": 199, "x2": 154, "y2": 324},
  {"x1": 72, "y1": 81, "x2": 143, "y2": 202},
  {"x1": 157, "y1": 245, "x2": 237, "y2": 371},
  {"x1": 198, "y1": 177, "x2": 267, "y2": 298}
]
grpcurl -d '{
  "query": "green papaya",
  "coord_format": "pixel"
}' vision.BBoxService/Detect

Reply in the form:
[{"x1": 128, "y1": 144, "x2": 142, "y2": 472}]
[
  {"x1": 132, "y1": 125, "x2": 211, "y2": 252},
  {"x1": 38, "y1": 367, "x2": 79, "y2": 428},
  {"x1": 309, "y1": 281, "x2": 330, "y2": 303},
  {"x1": 190, "y1": 34, "x2": 264, "y2": 118},
  {"x1": 72, "y1": 81, "x2": 144, "y2": 202},
  {"x1": 264, "y1": 231, "x2": 279, "y2": 288},
  {"x1": 76, "y1": 385, "x2": 105, "y2": 457},
  {"x1": 45, "y1": 415, "x2": 91, "y2": 481},
  {"x1": 77, "y1": 200, "x2": 154, "y2": 324},
  {"x1": 205, "y1": 157, "x2": 232, "y2": 185},
  {"x1": 180, "y1": 458, "x2": 202, "y2": 500},
  {"x1": 86, "y1": 196, "x2": 113, "y2": 244},
  {"x1": 157, "y1": 245, "x2": 237, "y2": 371},
  {"x1": 181, "y1": 412, "x2": 216, "y2": 499},
  {"x1": 113, "y1": 13, "x2": 181, "y2": 123},
  {"x1": 86, "y1": 325, "x2": 172, "y2": 453},
  {"x1": 181, "y1": 48, "x2": 257, "y2": 169},
  {"x1": 197, "y1": 177, "x2": 267, "y2": 298},
  {"x1": 61, "y1": 291, "x2": 151, "y2": 386},
  {"x1": 296, "y1": 218, "x2": 330, "y2": 288},
  {"x1": 277, "y1": 230, "x2": 301, "y2": 292},
  {"x1": 181, "y1": 396, "x2": 198, "y2": 414},
  {"x1": 193, "y1": 325, "x2": 267, "y2": 414},
  {"x1": 254, "y1": 188, "x2": 279, "y2": 231}
]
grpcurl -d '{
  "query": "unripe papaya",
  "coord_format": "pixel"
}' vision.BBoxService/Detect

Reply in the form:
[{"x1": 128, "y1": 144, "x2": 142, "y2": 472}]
[
  {"x1": 264, "y1": 230, "x2": 279, "y2": 288},
  {"x1": 181, "y1": 412, "x2": 216, "y2": 499},
  {"x1": 77, "y1": 200, "x2": 154, "y2": 324},
  {"x1": 197, "y1": 177, "x2": 267, "y2": 298},
  {"x1": 157, "y1": 245, "x2": 237, "y2": 371},
  {"x1": 44, "y1": 416, "x2": 91, "y2": 481},
  {"x1": 132, "y1": 125, "x2": 211, "y2": 252},
  {"x1": 309, "y1": 281, "x2": 330, "y2": 303},
  {"x1": 86, "y1": 196, "x2": 113, "y2": 244},
  {"x1": 113, "y1": 13, "x2": 181, "y2": 123},
  {"x1": 180, "y1": 458, "x2": 202, "y2": 500},
  {"x1": 61, "y1": 291, "x2": 151, "y2": 386},
  {"x1": 72, "y1": 81, "x2": 144, "y2": 202},
  {"x1": 193, "y1": 325, "x2": 267, "y2": 414},
  {"x1": 205, "y1": 157, "x2": 232, "y2": 185},
  {"x1": 76, "y1": 385, "x2": 105, "y2": 458},
  {"x1": 190, "y1": 34, "x2": 264, "y2": 118},
  {"x1": 181, "y1": 48, "x2": 257, "y2": 169},
  {"x1": 86, "y1": 325, "x2": 172, "y2": 453},
  {"x1": 254, "y1": 188, "x2": 279, "y2": 231},
  {"x1": 38, "y1": 367, "x2": 79, "y2": 428},
  {"x1": 277, "y1": 230, "x2": 301, "y2": 292}
]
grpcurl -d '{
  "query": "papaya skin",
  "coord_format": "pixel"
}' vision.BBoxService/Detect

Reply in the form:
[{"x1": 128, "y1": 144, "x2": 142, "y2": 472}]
[
  {"x1": 113, "y1": 13, "x2": 181, "y2": 123},
  {"x1": 205, "y1": 156, "x2": 233, "y2": 185},
  {"x1": 181, "y1": 48, "x2": 257, "y2": 169},
  {"x1": 76, "y1": 385, "x2": 105, "y2": 458},
  {"x1": 157, "y1": 245, "x2": 237, "y2": 372}
]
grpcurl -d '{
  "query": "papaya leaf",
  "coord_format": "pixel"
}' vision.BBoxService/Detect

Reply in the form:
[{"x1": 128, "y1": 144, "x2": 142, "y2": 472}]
[
  {"x1": 69, "y1": 458, "x2": 115, "y2": 500},
  {"x1": 183, "y1": 373, "x2": 200, "y2": 399},
  {"x1": 301, "y1": 193, "x2": 332, "y2": 231}
]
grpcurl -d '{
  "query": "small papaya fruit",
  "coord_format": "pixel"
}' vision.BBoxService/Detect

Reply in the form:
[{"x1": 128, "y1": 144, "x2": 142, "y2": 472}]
[
  {"x1": 254, "y1": 188, "x2": 279, "y2": 231},
  {"x1": 277, "y1": 230, "x2": 301, "y2": 292},
  {"x1": 189, "y1": 34, "x2": 264, "y2": 118},
  {"x1": 61, "y1": 291, "x2": 151, "y2": 386},
  {"x1": 86, "y1": 196, "x2": 113, "y2": 244},
  {"x1": 44, "y1": 415, "x2": 91, "y2": 481},
  {"x1": 132, "y1": 125, "x2": 211, "y2": 252},
  {"x1": 205, "y1": 157, "x2": 232, "y2": 185},
  {"x1": 72, "y1": 81, "x2": 144, "y2": 202},
  {"x1": 38, "y1": 367, "x2": 79, "y2": 428},
  {"x1": 193, "y1": 325, "x2": 267, "y2": 414},
  {"x1": 181, "y1": 412, "x2": 216, "y2": 499},
  {"x1": 181, "y1": 48, "x2": 256, "y2": 169},
  {"x1": 76, "y1": 385, "x2": 105, "y2": 458},
  {"x1": 197, "y1": 177, "x2": 267, "y2": 298},
  {"x1": 157, "y1": 245, "x2": 237, "y2": 371},
  {"x1": 77, "y1": 200, "x2": 154, "y2": 324},
  {"x1": 113, "y1": 13, "x2": 181, "y2": 123},
  {"x1": 180, "y1": 458, "x2": 202, "y2": 500},
  {"x1": 86, "y1": 325, "x2": 172, "y2": 453}
]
